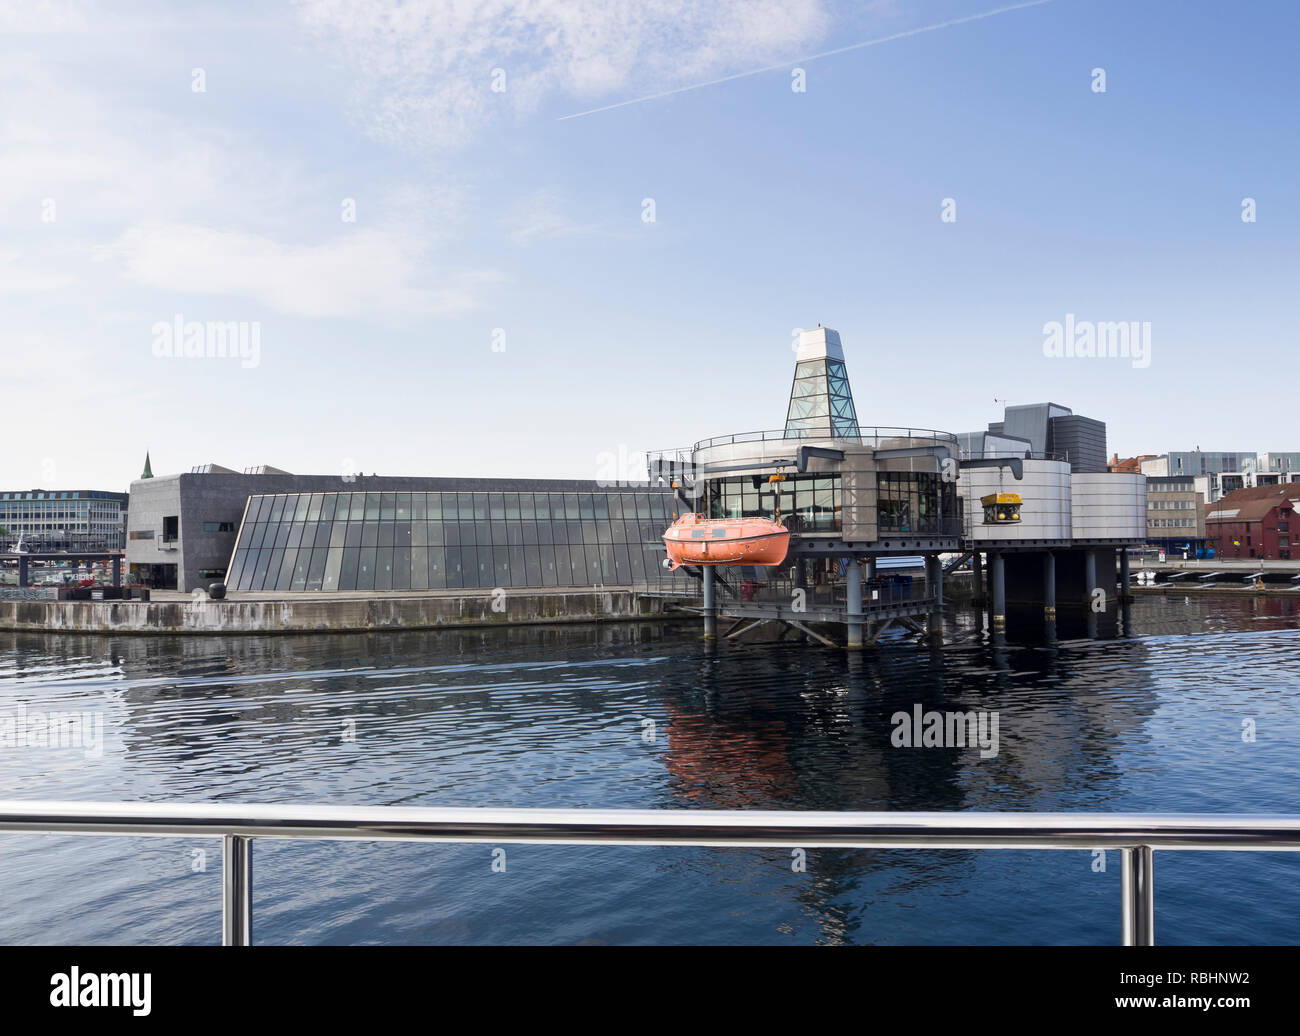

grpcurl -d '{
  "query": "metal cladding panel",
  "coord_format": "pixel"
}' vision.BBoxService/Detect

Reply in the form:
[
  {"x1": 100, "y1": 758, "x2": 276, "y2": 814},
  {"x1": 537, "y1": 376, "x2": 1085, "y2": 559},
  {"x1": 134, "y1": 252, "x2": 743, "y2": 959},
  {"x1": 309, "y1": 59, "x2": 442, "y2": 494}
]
[
  {"x1": 1000, "y1": 405, "x2": 1053, "y2": 455},
  {"x1": 1071, "y1": 473, "x2": 1146, "y2": 538},
  {"x1": 840, "y1": 448, "x2": 877, "y2": 541},
  {"x1": 1050, "y1": 416, "x2": 1108, "y2": 473},
  {"x1": 959, "y1": 461, "x2": 1072, "y2": 541}
]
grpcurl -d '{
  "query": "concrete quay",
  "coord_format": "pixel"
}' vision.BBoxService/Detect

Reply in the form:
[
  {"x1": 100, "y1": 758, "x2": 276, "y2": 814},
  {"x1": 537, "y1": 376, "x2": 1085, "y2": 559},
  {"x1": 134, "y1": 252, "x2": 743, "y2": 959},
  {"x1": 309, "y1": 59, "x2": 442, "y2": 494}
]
[{"x1": 0, "y1": 587, "x2": 688, "y2": 636}]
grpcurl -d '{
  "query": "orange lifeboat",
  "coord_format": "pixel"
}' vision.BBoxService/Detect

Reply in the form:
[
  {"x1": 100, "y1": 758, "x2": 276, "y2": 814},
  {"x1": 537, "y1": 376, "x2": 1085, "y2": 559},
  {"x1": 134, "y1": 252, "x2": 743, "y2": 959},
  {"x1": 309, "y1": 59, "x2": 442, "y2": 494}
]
[{"x1": 662, "y1": 513, "x2": 790, "y2": 571}]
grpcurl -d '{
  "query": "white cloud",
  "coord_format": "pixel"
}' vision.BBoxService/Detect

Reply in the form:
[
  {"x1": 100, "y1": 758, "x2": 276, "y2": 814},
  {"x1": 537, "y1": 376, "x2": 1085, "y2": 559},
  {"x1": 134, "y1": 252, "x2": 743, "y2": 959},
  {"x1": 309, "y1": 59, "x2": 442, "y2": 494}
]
[
  {"x1": 292, "y1": 0, "x2": 831, "y2": 150},
  {"x1": 106, "y1": 222, "x2": 500, "y2": 318}
]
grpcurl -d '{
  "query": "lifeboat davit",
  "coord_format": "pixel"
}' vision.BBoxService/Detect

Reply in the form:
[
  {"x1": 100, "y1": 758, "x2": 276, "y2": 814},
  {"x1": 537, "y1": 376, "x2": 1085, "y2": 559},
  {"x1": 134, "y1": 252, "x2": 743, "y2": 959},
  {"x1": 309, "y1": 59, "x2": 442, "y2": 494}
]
[{"x1": 662, "y1": 513, "x2": 790, "y2": 571}]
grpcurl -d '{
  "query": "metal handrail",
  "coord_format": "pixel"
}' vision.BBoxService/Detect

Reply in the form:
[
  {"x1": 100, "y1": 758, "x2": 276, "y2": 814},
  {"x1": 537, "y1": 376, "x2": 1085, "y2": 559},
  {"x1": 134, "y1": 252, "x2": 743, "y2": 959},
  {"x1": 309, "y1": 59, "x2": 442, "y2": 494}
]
[{"x1": 1, "y1": 801, "x2": 1298, "y2": 946}]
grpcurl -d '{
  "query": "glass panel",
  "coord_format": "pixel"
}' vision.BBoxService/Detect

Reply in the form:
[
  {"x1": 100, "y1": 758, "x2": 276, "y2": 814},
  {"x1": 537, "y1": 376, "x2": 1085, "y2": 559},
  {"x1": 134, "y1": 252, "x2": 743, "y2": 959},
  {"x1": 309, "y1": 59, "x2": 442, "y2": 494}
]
[
  {"x1": 520, "y1": 493, "x2": 536, "y2": 520},
  {"x1": 457, "y1": 493, "x2": 475, "y2": 521},
  {"x1": 227, "y1": 549, "x2": 249, "y2": 588},
  {"x1": 504, "y1": 493, "x2": 520, "y2": 519},
  {"x1": 293, "y1": 495, "x2": 311, "y2": 522},
  {"x1": 361, "y1": 522, "x2": 379, "y2": 547},
  {"x1": 393, "y1": 547, "x2": 411, "y2": 590},
  {"x1": 306, "y1": 547, "x2": 327, "y2": 591},
  {"x1": 412, "y1": 493, "x2": 427, "y2": 521},
  {"x1": 319, "y1": 494, "x2": 337, "y2": 522},
  {"x1": 306, "y1": 494, "x2": 323, "y2": 522},
  {"x1": 265, "y1": 548, "x2": 286, "y2": 589},
  {"x1": 567, "y1": 544, "x2": 587, "y2": 584},
  {"x1": 379, "y1": 523, "x2": 395, "y2": 547},
  {"x1": 344, "y1": 523, "x2": 363, "y2": 548},
  {"x1": 291, "y1": 549, "x2": 311, "y2": 591},
  {"x1": 355, "y1": 547, "x2": 376, "y2": 590},
  {"x1": 445, "y1": 547, "x2": 464, "y2": 588},
  {"x1": 250, "y1": 549, "x2": 272, "y2": 590},
  {"x1": 322, "y1": 548, "x2": 343, "y2": 591},
  {"x1": 373, "y1": 548, "x2": 393, "y2": 590},
  {"x1": 395, "y1": 493, "x2": 411, "y2": 520},
  {"x1": 473, "y1": 493, "x2": 488, "y2": 520},
  {"x1": 488, "y1": 493, "x2": 505, "y2": 519},
  {"x1": 364, "y1": 493, "x2": 381, "y2": 521},
  {"x1": 509, "y1": 545, "x2": 527, "y2": 587},
  {"x1": 267, "y1": 496, "x2": 287, "y2": 523},
  {"x1": 410, "y1": 546, "x2": 428, "y2": 590},
  {"x1": 338, "y1": 549, "x2": 358, "y2": 591},
  {"x1": 428, "y1": 547, "x2": 446, "y2": 589},
  {"x1": 525, "y1": 548, "x2": 542, "y2": 585},
  {"x1": 272, "y1": 548, "x2": 293, "y2": 590},
  {"x1": 427, "y1": 493, "x2": 444, "y2": 521}
]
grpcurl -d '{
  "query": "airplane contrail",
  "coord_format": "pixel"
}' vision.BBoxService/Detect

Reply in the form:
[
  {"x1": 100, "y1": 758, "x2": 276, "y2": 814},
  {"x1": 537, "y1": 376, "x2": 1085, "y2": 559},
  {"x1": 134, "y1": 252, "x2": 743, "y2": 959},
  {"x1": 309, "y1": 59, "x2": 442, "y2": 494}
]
[{"x1": 557, "y1": 0, "x2": 1056, "y2": 121}]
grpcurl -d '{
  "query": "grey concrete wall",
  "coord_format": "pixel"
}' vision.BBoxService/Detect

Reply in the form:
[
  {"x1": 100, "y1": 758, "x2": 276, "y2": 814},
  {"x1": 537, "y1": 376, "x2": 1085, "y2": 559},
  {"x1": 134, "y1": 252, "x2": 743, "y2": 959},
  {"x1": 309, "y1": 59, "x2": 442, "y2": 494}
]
[{"x1": 0, "y1": 590, "x2": 678, "y2": 635}]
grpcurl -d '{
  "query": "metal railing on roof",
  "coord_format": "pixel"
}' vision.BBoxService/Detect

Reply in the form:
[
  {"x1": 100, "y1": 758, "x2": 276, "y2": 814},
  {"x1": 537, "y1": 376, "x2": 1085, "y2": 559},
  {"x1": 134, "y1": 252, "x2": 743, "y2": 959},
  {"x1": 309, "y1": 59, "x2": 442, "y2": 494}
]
[
  {"x1": 693, "y1": 428, "x2": 960, "y2": 452},
  {"x1": 1, "y1": 801, "x2": 1297, "y2": 946}
]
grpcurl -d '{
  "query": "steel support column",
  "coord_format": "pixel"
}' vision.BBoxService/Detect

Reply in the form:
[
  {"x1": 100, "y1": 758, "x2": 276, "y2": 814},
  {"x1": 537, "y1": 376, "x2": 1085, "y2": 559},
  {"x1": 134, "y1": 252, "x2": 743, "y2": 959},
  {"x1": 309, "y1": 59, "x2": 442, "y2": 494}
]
[
  {"x1": 1084, "y1": 549, "x2": 1098, "y2": 607},
  {"x1": 990, "y1": 551, "x2": 1005, "y2": 631},
  {"x1": 702, "y1": 565, "x2": 716, "y2": 639},
  {"x1": 222, "y1": 834, "x2": 253, "y2": 946},
  {"x1": 846, "y1": 559, "x2": 863, "y2": 649},
  {"x1": 926, "y1": 555, "x2": 943, "y2": 641},
  {"x1": 1121, "y1": 846, "x2": 1155, "y2": 946},
  {"x1": 1043, "y1": 551, "x2": 1056, "y2": 620},
  {"x1": 1119, "y1": 547, "x2": 1131, "y2": 602}
]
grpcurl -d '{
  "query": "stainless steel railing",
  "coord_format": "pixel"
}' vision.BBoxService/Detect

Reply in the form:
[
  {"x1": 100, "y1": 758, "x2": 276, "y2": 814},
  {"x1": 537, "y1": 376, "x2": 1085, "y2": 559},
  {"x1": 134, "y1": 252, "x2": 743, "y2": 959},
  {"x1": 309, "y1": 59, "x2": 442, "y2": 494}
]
[{"x1": 1, "y1": 801, "x2": 1297, "y2": 946}]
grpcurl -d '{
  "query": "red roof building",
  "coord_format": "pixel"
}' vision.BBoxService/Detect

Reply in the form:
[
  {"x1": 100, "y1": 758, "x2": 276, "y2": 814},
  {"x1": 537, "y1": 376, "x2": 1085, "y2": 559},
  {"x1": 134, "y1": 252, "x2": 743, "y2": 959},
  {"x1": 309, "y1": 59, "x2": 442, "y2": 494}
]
[{"x1": 1205, "y1": 485, "x2": 1300, "y2": 560}]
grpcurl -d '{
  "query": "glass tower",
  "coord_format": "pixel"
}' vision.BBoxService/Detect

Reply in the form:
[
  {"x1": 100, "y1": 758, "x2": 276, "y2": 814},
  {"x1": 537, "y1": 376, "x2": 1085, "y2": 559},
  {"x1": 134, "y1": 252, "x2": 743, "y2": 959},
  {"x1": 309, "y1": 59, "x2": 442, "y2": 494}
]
[{"x1": 784, "y1": 327, "x2": 860, "y2": 439}]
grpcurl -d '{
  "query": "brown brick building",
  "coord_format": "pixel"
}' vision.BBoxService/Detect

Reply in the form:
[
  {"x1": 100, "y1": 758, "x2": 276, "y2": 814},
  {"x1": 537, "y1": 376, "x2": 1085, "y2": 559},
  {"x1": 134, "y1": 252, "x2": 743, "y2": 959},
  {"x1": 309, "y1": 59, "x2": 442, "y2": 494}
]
[{"x1": 1205, "y1": 485, "x2": 1300, "y2": 560}]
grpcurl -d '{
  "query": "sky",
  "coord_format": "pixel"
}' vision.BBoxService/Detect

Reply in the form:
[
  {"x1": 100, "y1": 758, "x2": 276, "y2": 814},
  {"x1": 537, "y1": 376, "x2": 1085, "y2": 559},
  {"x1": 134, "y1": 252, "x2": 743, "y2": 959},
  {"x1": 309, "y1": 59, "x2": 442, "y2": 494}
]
[{"x1": 3, "y1": 0, "x2": 1298, "y2": 490}]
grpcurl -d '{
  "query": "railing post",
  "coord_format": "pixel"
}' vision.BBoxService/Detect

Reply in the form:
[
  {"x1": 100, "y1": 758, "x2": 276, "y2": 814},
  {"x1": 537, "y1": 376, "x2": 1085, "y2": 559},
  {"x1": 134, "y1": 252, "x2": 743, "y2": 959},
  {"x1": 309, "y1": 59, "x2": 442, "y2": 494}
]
[
  {"x1": 1120, "y1": 846, "x2": 1155, "y2": 946},
  {"x1": 223, "y1": 834, "x2": 253, "y2": 946}
]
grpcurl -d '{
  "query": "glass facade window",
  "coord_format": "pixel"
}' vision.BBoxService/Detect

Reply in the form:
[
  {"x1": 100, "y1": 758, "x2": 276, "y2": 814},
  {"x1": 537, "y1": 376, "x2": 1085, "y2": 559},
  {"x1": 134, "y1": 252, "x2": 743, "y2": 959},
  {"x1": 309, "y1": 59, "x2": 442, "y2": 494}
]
[
  {"x1": 226, "y1": 489, "x2": 685, "y2": 592},
  {"x1": 876, "y1": 472, "x2": 958, "y2": 536},
  {"x1": 708, "y1": 474, "x2": 841, "y2": 532}
]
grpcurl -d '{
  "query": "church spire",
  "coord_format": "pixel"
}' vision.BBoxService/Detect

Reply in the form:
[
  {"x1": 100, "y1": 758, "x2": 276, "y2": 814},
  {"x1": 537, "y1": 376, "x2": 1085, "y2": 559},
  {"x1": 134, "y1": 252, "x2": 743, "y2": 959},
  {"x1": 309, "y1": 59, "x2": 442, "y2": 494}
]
[{"x1": 141, "y1": 452, "x2": 153, "y2": 479}]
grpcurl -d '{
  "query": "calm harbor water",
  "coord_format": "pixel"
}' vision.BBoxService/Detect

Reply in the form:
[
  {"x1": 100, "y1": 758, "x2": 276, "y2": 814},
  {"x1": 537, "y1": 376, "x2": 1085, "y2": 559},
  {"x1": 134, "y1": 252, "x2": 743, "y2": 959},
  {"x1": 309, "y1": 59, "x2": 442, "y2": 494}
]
[{"x1": 1, "y1": 595, "x2": 1298, "y2": 945}]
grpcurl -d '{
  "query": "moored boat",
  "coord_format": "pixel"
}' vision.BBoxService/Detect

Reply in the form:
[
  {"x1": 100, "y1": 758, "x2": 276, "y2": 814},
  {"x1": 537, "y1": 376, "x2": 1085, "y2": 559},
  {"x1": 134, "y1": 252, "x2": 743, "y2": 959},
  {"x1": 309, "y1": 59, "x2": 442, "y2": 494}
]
[{"x1": 662, "y1": 513, "x2": 790, "y2": 570}]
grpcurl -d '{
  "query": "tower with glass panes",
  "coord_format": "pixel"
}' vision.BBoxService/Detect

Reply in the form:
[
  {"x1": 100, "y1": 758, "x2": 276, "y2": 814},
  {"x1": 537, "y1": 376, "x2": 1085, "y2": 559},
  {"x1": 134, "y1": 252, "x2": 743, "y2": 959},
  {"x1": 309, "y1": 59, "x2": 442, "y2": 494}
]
[{"x1": 784, "y1": 327, "x2": 860, "y2": 439}]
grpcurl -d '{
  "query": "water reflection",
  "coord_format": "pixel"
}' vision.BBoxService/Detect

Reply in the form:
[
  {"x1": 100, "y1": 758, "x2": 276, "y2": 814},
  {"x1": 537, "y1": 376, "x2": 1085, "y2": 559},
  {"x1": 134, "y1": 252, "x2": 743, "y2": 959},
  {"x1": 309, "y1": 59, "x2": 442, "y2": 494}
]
[{"x1": 0, "y1": 595, "x2": 1296, "y2": 944}]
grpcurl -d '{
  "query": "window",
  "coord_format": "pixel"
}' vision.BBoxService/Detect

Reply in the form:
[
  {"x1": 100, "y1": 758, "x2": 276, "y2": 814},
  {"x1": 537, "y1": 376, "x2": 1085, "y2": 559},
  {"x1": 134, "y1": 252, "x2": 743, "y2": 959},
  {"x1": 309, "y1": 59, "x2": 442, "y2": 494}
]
[
  {"x1": 203, "y1": 521, "x2": 235, "y2": 533},
  {"x1": 129, "y1": 530, "x2": 154, "y2": 540},
  {"x1": 162, "y1": 516, "x2": 179, "y2": 542}
]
